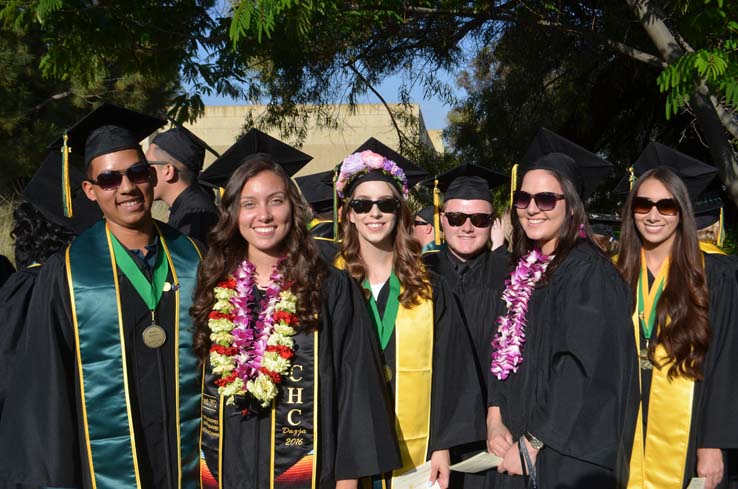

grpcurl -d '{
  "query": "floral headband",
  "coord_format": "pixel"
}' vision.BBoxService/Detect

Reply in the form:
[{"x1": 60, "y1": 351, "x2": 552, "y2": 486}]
[{"x1": 335, "y1": 150, "x2": 409, "y2": 199}]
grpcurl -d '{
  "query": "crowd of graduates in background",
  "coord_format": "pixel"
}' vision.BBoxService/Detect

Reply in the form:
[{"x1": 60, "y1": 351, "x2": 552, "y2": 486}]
[{"x1": 0, "y1": 103, "x2": 736, "y2": 489}]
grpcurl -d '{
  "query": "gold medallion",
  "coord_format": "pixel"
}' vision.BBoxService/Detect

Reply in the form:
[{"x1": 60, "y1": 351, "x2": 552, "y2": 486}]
[
  {"x1": 639, "y1": 347, "x2": 653, "y2": 370},
  {"x1": 142, "y1": 324, "x2": 167, "y2": 348},
  {"x1": 163, "y1": 282, "x2": 172, "y2": 292},
  {"x1": 384, "y1": 365, "x2": 393, "y2": 382}
]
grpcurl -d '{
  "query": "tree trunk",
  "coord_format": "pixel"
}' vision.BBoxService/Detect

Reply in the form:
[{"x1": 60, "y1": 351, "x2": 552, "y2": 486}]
[{"x1": 625, "y1": 0, "x2": 738, "y2": 206}]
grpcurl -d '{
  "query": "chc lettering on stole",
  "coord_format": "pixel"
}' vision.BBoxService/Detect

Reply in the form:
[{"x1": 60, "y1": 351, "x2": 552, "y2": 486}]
[{"x1": 280, "y1": 363, "x2": 309, "y2": 447}]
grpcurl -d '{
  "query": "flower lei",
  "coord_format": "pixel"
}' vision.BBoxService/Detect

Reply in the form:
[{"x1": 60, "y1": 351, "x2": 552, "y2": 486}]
[
  {"x1": 208, "y1": 260, "x2": 298, "y2": 407},
  {"x1": 335, "y1": 149, "x2": 409, "y2": 198},
  {"x1": 490, "y1": 248, "x2": 551, "y2": 380}
]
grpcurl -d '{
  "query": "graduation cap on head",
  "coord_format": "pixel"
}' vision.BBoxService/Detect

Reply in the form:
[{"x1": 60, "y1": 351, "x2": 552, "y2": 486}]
[
  {"x1": 416, "y1": 206, "x2": 435, "y2": 225},
  {"x1": 519, "y1": 128, "x2": 613, "y2": 200},
  {"x1": 50, "y1": 103, "x2": 166, "y2": 217},
  {"x1": 22, "y1": 152, "x2": 102, "y2": 234},
  {"x1": 295, "y1": 170, "x2": 335, "y2": 215},
  {"x1": 151, "y1": 125, "x2": 218, "y2": 175},
  {"x1": 198, "y1": 129, "x2": 313, "y2": 189},
  {"x1": 349, "y1": 137, "x2": 429, "y2": 189}
]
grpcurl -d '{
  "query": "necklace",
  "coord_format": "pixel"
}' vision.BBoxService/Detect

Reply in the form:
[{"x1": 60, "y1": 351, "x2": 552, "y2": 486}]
[
  {"x1": 208, "y1": 260, "x2": 298, "y2": 406},
  {"x1": 637, "y1": 249, "x2": 669, "y2": 371}
]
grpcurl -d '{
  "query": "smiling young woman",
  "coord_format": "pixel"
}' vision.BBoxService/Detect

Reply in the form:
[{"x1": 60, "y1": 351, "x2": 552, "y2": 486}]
[{"x1": 335, "y1": 150, "x2": 484, "y2": 489}]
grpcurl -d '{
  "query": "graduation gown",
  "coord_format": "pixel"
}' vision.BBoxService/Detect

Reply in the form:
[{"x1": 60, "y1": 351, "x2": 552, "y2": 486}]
[
  {"x1": 0, "y1": 255, "x2": 14, "y2": 288},
  {"x1": 423, "y1": 246, "x2": 510, "y2": 488},
  {"x1": 167, "y1": 183, "x2": 219, "y2": 243},
  {"x1": 0, "y1": 265, "x2": 40, "y2": 417},
  {"x1": 637, "y1": 252, "x2": 738, "y2": 488},
  {"x1": 487, "y1": 241, "x2": 639, "y2": 489},
  {"x1": 0, "y1": 224, "x2": 202, "y2": 489},
  {"x1": 368, "y1": 272, "x2": 485, "y2": 486},
  {"x1": 200, "y1": 267, "x2": 401, "y2": 489}
]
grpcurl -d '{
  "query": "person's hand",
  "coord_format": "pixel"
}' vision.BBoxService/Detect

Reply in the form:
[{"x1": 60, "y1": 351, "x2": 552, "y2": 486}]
[
  {"x1": 490, "y1": 218, "x2": 506, "y2": 251},
  {"x1": 497, "y1": 438, "x2": 539, "y2": 476},
  {"x1": 697, "y1": 448, "x2": 724, "y2": 489},
  {"x1": 429, "y1": 449, "x2": 450, "y2": 489},
  {"x1": 486, "y1": 407, "x2": 513, "y2": 456},
  {"x1": 335, "y1": 479, "x2": 358, "y2": 489}
]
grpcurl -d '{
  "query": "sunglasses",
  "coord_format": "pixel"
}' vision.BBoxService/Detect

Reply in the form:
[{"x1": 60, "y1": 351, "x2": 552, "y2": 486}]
[
  {"x1": 86, "y1": 162, "x2": 152, "y2": 191},
  {"x1": 513, "y1": 191, "x2": 565, "y2": 211},
  {"x1": 349, "y1": 198, "x2": 401, "y2": 214},
  {"x1": 413, "y1": 219, "x2": 431, "y2": 227},
  {"x1": 444, "y1": 212, "x2": 494, "y2": 228},
  {"x1": 632, "y1": 197, "x2": 679, "y2": 216}
]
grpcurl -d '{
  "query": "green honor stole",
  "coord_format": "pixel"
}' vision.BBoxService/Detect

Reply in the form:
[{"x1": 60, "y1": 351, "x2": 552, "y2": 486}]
[{"x1": 66, "y1": 221, "x2": 202, "y2": 489}]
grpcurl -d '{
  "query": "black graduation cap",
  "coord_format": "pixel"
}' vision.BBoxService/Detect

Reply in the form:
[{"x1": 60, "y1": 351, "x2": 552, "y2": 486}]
[
  {"x1": 151, "y1": 126, "x2": 216, "y2": 174},
  {"x1": 295, "y1": 170, "x2": 335, "y2": 215},
  {"x1": 425, "y1": 163, "x2": 507, "y2": 203},
  {"x1": 198, "y1": 129, "x2": 313, "y2": 189},
  {"x1": 614, "y1": 142, "x2": 719, "y2": 203},
  {"x1": 350, "y1": 137, "x2": 429, "y2": 189},
  {"x1": 416, "y1": 206, "x2": 435, "y2": 225},
  {"x1": 50, "y1": 103, "x2": 166, "y2": 167},
  {"x1": 520, "y1": 128, "x2": 613, "y2": 199},
  {"x1": 22, "y1": 152, "x2": 102, "y2": 234}
]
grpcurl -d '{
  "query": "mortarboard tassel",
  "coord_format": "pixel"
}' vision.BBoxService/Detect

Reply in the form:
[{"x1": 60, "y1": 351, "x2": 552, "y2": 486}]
[
  {"x1": 718, "y1": 207, "x2": 725, "y2": 248},
  {"x1": 61, "y1": 133, "x2": 73, "y2": 218},
  {"x1": 509, "y1": 164, "x2": 519, "y2": 208},
  {"x1": 628, "y1": 166, "x2": 635, "y2": 191},
  {"x1": 433, "y1": 177, "x2": 441, "y2": 246}
]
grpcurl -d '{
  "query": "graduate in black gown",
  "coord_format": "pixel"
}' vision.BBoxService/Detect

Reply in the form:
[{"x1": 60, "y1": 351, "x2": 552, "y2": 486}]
[
  {"x1": 295, "y1": 169, "x2": 341, "y2": 262},
  {"x1": 0, "y1": 163, "x2": 101, "y2": 418},
  {"x1": 0, "y1": 103, "x2": 204, "y2": 489},
  {"x1": 190, "y1": 154, "x2": 400, "y2": 489},
  {"x1": 486, "y1": 129, "x2": 639, "y2": 489},
  {"x1": 421, "y1": 164, "x2": 510, "y2": 488},
  {"x1": 616, "y1": 144, "x2": 738, "y2": 489},
  {"x1": 146, "y1": 126, "x2": 219, "y2": 243},
  {"x1": 335, "y1": 148, "x2": 485, "y2": 488},
  {"x1": 0, "y1": 256, "x2": 12, "y2": 288}
]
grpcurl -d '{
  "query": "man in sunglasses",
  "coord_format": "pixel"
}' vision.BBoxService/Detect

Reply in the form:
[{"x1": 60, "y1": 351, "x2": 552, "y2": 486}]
[
  {"x1": 412, "y1": 205, "x2": 437, "y2": 253},
  {"x1": 146, "y1": 126, "x2": 219, "y2": 243},
  {"x1": 0, "y1": 104, "x2": 203, "y2": 489},
  {"x1": 423, "y1": 166, "x2": 510, "y2": 489}
]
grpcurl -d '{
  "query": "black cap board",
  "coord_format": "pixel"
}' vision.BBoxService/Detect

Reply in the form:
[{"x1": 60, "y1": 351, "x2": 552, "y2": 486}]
[
  {"x1": 426, "y1": 163, "x2": 507, "y2": 203},
  {"x1": 521, "y1": 128, "x2": 613, "y2": 199},
  {"x1": 198, "y1": 129, "x2": 313, "y2": 188},
  {"x1": 151, "y1": 126, "x2": 212, "y2": 174},
  {"x1": 295, "y1": 170, "x2": 335, "y2": 215},
  {"x1": 416, "y1": 206, "x2": 435, "y2": 225},
  {"x1": 22, "y1": 152, "x2": 102, "y2": 234},
  {"x1": 614, "y1": 142, "x2": 719, "y2": 204},
  {"x1": 50, "y1": 103, "x2": 166, "y2": 167}
]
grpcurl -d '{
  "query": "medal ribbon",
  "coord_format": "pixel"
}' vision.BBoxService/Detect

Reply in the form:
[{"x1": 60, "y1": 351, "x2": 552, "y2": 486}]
[
  {"x1": 109, "y1": 232, "x2": 169, "y2": 313},
  {"x1": 362, "y1": 272, "x2": 401, "y2": 350},
  {"x1": 637, "y1": 248, "x2": 669, "y2": 345}
]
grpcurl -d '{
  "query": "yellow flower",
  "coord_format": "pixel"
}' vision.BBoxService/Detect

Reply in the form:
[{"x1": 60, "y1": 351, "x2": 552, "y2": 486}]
[
  {"x1": 262, "y1": 352, "x2": 289, "y2": 373},
  {"x1": 208, "y1": 318, "x2": 234, "y2": 333},
  {"x1": 247, "y1": 375, "x2": 278, "y2": 407},
  {"x1": 210, "y1": 331, "x2": 234, "y2": 345}
]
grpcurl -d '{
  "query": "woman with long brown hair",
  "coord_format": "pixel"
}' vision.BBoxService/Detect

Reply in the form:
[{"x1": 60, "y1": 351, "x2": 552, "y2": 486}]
[
  {"x1": 335, "y1": 150, "x2": 484, "y2": 489},
  {"x1": 486, "y1": 144, "x2": 638, "y2": 489},
  {"x1": 618, "y1": 151, "x2": 738, "y2": 489},
  {"x1": 191, "y1": 154, "x2": 400, "y2": 489}
]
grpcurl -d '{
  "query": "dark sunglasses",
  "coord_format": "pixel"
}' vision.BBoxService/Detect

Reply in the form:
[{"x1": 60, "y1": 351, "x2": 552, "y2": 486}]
[
  {"x1": 632, "y1": 197, "x2": 679, "y2": 216},
  {"x1": 349, "y1": 198, "x2": 401, "y2": 214},
  {"x1": 513, "y1": 191, "x2": 565, "y2": 211},
  {"x1": 413, "y1": 219, "x2": 431, "y2": 227},
  {"x1": 86, "y1": 162, "x2": 152, "y2": 191},
  {"x1": 444, "y1": 212, "x2": 494, "y2": 228}
]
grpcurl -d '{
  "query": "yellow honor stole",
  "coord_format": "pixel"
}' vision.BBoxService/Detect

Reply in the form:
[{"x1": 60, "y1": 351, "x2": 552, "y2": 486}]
[
  {"x1": 628, "y1": 250, "x2": 695, "y2": 489},
  {"x1": 333, "y1": 256, "x2": 434, "y2": 478}
]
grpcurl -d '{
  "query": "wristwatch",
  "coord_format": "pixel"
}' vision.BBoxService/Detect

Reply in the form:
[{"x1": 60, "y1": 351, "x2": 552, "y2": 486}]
[{"x1": 525, "y1": 431, "x2": 544, "y2": 450}]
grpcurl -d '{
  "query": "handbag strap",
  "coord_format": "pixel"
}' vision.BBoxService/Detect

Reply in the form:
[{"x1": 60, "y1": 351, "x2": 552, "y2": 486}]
[{"x1": 518, "y1": 436, "x2": 538, "y2": 489}]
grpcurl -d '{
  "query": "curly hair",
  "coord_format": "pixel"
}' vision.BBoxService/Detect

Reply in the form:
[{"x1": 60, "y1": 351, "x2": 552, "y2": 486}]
[
  {"x1": 617, "y1": 167, "x2": 710, "y2": 381},
  {"x1": 190, "y1": 156, "x2": 328, "y2": 364},
  {"x1": 339, "y1": 180, "x2": 431, "y2": 307},
  {"x1": 510, "y1": 169, "x2": 602, "y2": 280},
  {"x1": 12, "y1": 201, "x2": 75, "y2": 269}
]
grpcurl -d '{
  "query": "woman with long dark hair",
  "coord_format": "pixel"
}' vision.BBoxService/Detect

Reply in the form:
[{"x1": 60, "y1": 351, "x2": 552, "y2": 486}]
[
  {"x1": 335, "y1": 150, "x2": 484, "y2": 489},
  {"x1": 486, "y1": 151, "x2": 638, "y2": 489},
  {"x1": 618, "y1": 163, "x2": 738, "y2": 489},
  {"x1": 191, "y1": 154, "x2": 399, "y2": 489}
]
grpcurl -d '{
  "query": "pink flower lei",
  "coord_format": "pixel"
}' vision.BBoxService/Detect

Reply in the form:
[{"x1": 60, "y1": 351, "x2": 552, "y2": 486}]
[
  {"x1": 490, "y1": 248, "x2": 551, "y2": 380},
  {"x1": 207, "y1": 259, "x2": 299, "y2": 407},
  {"x1": 335, "y1": 149, "x2": 409, "y2": 198}
]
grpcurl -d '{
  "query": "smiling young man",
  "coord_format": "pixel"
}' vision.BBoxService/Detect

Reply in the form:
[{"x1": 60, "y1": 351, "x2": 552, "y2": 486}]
[{"x1": 0, "y1": 104, "x2": 203, "y2": 489}]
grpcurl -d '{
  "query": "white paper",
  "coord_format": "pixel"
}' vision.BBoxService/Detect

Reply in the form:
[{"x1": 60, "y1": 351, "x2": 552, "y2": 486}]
[
  {"x1": 450, "y1": 451, "x2": 503, "y2": 473},
  {"x1": 392, "y1": 461, "x2": 441, "y2": 489},
  {"x1": 686, "y1": 478, "x2": 705, "y2": 489}
]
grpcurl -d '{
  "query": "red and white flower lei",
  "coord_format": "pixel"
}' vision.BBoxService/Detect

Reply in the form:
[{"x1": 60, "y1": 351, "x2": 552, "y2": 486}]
[{"x1": 208, "y1": 260, "x2": 298, "y2": 406}]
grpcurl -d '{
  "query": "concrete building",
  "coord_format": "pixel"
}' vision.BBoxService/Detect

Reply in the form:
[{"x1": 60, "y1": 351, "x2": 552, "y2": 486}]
[{"x1": 182, "y1": 103, "x2": 443, "y2": 176}]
